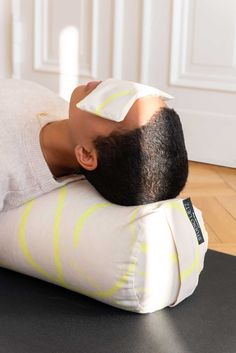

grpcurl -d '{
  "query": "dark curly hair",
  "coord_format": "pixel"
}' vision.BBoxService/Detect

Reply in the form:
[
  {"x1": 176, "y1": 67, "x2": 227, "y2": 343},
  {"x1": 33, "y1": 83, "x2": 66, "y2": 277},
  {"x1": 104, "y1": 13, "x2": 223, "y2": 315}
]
[{"x1": 79, "y1": 107, "x2": 188, "y2": 206}]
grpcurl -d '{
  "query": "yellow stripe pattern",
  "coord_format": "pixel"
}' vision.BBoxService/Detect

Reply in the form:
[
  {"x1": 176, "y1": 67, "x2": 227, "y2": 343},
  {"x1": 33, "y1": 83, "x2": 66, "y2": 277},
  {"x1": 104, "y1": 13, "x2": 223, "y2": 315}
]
[
  {"x1": 19, "y1": 199, "x2": 56, "y2": 282},
  {"x1": 180, "y1": 246, "x2": 200, "y2": 281},
  {"x1": 53, "y1": 186, "x2": 67, "y2": 286},
  {"x1": 94, "y1": 262, "x2": 137, "y2": 298},
  {"x1": 93, "y1": 207, "x2": 140, "y2": 298},
  {"x1": 168, "y1": 200, "x2": 188, "y2": 219},
  {"x1": 17, "y1": 191, "x2": 203, "y2": 305},
  {"x1": 73, "y1": 203, "x2": 110, "y2": 248},
  {"x1": 71, "y1": 207, "x2": 140, "y2": 299},
  {"x1": 95, "y1": 90, "x2": 135, "y2": 115}
]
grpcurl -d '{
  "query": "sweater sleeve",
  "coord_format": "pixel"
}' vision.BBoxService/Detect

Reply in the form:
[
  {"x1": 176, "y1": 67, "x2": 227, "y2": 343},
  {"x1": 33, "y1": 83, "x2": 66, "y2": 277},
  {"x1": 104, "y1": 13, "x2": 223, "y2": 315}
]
[{"x1": 0, "y1": 79, "x2": 84, "y2": 212}]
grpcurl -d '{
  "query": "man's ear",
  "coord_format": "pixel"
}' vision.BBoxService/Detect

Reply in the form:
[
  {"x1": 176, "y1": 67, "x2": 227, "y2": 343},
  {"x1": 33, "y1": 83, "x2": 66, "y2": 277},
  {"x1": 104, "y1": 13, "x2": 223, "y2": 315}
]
[{"x1": 74, "y1": 145, "x2": 98, "y2": 171}]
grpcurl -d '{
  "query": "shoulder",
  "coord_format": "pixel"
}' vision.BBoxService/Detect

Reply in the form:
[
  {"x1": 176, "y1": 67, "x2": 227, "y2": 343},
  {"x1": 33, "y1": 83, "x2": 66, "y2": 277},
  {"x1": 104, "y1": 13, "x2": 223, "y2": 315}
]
[{"x1": 0, "y1": 79, "x2": 68, "y2": 118}]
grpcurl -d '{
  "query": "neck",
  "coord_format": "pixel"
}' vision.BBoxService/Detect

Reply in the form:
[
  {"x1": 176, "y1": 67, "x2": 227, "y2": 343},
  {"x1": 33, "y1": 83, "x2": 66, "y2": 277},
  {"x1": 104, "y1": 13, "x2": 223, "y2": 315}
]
[{"x1": 39, "y1": 119, "x2": 81, "y2": 178}]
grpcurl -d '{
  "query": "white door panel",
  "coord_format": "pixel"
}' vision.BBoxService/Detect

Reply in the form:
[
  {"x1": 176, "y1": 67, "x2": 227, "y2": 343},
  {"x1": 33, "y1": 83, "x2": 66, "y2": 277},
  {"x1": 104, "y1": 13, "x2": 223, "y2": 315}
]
[
  {"x1": 11, "y1": 0, "x2": 236, "y2": 167},
  {"x1": 0, "y1": 0, "x2": 12, "y2": 77},
  {"x1": 170, "y1": 0, "x2": 236, "y2": 167}
]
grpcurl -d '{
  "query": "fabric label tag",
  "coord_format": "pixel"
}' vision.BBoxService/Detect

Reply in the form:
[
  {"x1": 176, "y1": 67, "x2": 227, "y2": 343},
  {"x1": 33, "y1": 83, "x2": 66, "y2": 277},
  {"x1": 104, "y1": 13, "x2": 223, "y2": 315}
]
[{"x1": 183, "y1": 198, "x2": 205, "y2": 245}]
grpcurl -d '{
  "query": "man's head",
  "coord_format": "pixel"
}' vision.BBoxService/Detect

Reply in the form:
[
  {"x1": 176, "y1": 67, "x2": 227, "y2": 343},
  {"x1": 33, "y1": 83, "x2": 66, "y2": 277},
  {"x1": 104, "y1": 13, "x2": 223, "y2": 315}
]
[{"x1": 68, "y1": 80, "x2": 188, "y2": 206}]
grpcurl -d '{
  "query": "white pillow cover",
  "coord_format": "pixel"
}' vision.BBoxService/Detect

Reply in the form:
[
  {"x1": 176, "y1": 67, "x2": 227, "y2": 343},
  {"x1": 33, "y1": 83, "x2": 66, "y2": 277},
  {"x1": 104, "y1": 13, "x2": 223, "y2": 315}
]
[{"x1": 0, "y1": 179, "x2": 208, "y2": 314}]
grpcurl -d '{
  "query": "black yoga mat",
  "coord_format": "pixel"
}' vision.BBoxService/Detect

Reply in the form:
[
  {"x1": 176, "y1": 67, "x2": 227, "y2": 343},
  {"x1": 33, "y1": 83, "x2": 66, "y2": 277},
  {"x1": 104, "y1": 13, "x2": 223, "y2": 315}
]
[{"x1": 0, "y1": 249, "x2": 235, "y2": 353}]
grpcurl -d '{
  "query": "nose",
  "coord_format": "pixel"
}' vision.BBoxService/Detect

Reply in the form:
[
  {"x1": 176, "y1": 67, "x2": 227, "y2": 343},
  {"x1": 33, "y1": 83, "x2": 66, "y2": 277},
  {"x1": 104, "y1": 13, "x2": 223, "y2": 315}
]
[{"x1": 86, "y1": 80, "x2": 102, "y2": 92}]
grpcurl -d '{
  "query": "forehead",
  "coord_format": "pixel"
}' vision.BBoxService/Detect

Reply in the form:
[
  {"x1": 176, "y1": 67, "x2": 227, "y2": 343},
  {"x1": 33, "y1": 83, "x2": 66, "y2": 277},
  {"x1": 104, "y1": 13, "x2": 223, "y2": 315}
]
[{"x1": 119, "y1": 96, "x2": 167, "y2": 130}]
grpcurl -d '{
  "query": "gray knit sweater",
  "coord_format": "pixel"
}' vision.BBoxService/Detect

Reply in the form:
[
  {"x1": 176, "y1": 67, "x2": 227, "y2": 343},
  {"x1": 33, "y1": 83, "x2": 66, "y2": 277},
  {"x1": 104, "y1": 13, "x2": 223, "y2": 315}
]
[{"x1": 0, "y1": 79, "x2": 82, "y2": 212}]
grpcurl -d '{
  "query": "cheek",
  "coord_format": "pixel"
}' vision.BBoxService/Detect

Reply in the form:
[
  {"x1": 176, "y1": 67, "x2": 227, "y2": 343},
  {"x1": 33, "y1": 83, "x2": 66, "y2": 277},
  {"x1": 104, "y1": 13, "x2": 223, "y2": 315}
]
[
  {"x1": 69, "y1": 106, "x2": 118, "y2": 146},
  {"x1": 72, "y1": 110, "x2": 97, "y2": 145}
]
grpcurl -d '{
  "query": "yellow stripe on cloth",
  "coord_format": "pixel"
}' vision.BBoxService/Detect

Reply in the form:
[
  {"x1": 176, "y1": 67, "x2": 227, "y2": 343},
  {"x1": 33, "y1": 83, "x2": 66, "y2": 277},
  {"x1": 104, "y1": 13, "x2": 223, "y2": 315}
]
[
  {"x1": 95, "y1": 90, "x2": 135, "y2": 115},
  {"x1": 71, "y1": 207, "x2": 140, "y2": 299},
  {"x1": 170, "y1": 248, "x2": 201, "y2": 281},
  {"x1": 18, "y1": 199, "x2": 56, "y2": 282},
  {"x1": 170, "y1": 252, "x2": 178, "y2": 264},
  {"x1": 53, "y1": 186, "x2": 67, "y2": 286},
  {"x1": 168, "y1": 200, "x2": 188, "y2": 219},
  {"x1": 90, "y1": 207, "x2": 140, "y2": 298},
  {"x1": 180, "y1": 246, "x2": 200, "y2": 281},
  {"x1": 140, "y1": 242, "x2": 148, "y2": 253},
  {"x1": 94, "y1": 262, "x2": 136, "y2": 298},
  {"x1": 73, "y1": 202, "x2": 110, "y2": 248}
]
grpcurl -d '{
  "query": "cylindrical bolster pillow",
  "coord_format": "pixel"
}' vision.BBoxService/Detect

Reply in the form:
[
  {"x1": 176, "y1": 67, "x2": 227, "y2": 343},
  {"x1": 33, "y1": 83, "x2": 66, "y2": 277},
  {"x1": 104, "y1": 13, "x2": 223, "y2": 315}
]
[{"x1": 0, "y1": 180, "x2": 208, "y2": 313}]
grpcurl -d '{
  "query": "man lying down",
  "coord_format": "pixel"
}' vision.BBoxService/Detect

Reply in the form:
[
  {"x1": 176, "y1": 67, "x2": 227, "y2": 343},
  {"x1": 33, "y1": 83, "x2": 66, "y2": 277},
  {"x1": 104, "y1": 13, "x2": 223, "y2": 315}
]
[{"x1": 0, "y1": 78, "x2": 188, "y2": 212}]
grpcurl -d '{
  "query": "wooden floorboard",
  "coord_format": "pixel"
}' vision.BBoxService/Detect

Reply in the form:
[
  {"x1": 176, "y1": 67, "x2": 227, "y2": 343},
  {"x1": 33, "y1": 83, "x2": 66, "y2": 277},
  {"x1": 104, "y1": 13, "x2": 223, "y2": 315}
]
[
  {"x1": 180, "y1": 161, "x2": 236, "y2": 256},
  {"x1": 215, "y1": 195, "x2": 236, "y2": 220},
  {"x1": 210, "y1": 165, "x2": 236, "y2": 192}
]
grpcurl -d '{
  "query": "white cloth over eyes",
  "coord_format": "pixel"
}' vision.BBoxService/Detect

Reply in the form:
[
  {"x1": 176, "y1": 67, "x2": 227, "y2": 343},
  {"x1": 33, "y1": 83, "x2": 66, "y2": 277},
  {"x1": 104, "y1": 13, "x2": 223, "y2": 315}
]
[{"x1": 76, "y1": 78, "x2": 174, "y2": 122}]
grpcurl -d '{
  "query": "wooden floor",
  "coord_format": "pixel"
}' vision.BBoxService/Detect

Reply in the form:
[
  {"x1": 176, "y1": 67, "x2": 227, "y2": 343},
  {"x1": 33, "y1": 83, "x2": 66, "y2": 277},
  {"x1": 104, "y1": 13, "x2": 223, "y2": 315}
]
[{"x1": 180, "y1": 161, "x2": 236, "y2": 256}]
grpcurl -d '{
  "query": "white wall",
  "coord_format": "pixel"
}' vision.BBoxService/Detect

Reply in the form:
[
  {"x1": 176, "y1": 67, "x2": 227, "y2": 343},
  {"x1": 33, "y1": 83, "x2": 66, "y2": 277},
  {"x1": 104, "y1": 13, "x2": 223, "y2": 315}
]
[
  {"x1": 0, "y1": 0, "x2": 12, "y2": 78},
  {"x1": 0, "y1": 0, "x2": 236, "y2": 167}
]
